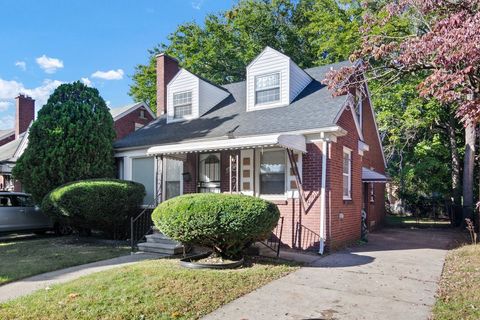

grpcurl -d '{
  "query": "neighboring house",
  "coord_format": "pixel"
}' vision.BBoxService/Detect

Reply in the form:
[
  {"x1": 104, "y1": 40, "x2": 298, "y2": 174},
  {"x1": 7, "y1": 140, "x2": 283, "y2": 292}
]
[
  {"x1": 114, "y1": 47, "x2": 388, "y2": 253},
  {"x1": 0, "y1": 97, "x2": 155, "y2": 192},
  {"x1": 110, "y1": 102, "x2": 156, "y2": 140}
]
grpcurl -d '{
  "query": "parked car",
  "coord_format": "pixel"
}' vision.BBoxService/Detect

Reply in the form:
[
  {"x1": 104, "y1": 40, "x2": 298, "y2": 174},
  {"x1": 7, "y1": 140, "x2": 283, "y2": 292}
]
[{"x1": 0, "y1": 192, "x2": 70, "y2": 235}]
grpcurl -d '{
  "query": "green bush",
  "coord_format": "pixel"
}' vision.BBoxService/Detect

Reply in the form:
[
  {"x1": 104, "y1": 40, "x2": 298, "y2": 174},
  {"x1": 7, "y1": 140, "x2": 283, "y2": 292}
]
[
  {"x1": 42, "y1": 179, "x2": 145, "y2": 239},
  {"x1": 152, "y1": 193, "x2": 280, "y2": 258}
]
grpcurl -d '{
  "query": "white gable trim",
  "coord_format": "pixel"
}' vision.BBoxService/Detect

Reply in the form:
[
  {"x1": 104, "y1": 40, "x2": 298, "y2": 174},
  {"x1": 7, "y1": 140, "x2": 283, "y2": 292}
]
[
  {"x1": 0, "y1": 129, "x2": 14, "y2": 141},
  {"x1": 333, "y1": 96, "x2": 365, "y2": 141},
  {"x1": 363, "y1": 80, "x2": 387, "y2": 167},
  {"x1": 112, "y1": 102, "x2": 155, "y2": 121},
  {"x1": 246, "y1": 46, "x2": 290, "y2": 69}
]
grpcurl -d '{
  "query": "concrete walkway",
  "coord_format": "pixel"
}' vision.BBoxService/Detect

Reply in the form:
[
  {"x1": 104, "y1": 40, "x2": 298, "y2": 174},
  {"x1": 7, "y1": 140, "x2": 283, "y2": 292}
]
[
  {"x1": 204, "y1": 228, "x2": 457, "y2": 320},
  {"x1": 0, "y1": 252, "x2": 163, "y2": 303}
]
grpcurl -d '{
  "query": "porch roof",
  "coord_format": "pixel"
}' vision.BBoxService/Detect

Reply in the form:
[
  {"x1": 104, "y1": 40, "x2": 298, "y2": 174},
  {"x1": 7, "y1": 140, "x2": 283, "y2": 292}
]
[
  {"x1": 147, "y1": 134, "x2": 306, "y2": 155},
  {"x1": 362, "y1": 167, "x2": 389, "y2": 183}
]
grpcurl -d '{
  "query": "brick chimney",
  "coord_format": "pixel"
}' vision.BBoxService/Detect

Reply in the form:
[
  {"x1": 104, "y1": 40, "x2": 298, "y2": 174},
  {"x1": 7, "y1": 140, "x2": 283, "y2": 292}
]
[
  {"x1": 15, "y1": 94, "x2": 35, "y2": 139},
  {"x1": 156, "y1": 53, "x2": 179, "y2": 117}
]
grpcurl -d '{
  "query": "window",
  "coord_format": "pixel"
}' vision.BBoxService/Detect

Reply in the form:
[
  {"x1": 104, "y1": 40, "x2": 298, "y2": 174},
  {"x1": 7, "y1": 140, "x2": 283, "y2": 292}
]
[
  {"x1": 132, "y1": 157, "x2": 155, "y2": 205},
  {"x1": 343, "y1": 148, "x2": 352, "y2": 199},
  {"x1": 139, "y1": 109, "x2": 146, "y2": 119},
  {"x1": 255, "y1": 73, "x2": 280, "y2": 105},
  {"x1": 165, "y1": 158, "x2": 183, "y2": 200},
  {"x1": 260, "y1": 150, "x2": 286, "y2": 195},
  {"x1": 173, "y1": 91, "x2": 192, "y2": 118},
  {"x1": 370, "y1": 183, "x2": 375, "y2": 203},
  {"x1": 15, "y1": 195, "x2": 34, "y2": 207},
  {"x1": 0, "y1": 195, "x2": 13, "y2": 207}
]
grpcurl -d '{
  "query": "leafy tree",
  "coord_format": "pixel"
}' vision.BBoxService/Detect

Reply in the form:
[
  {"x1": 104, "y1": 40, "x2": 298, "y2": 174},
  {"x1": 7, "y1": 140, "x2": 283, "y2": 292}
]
[
  {"x1": 13, "y1": 82, "x2": 116, "y2": 202},
  {"x1": 129, "y1": 0, "x2": 313, "y2": 113},
  {"x1": 324, "y1": 0, "x2": 479, "y2": 221}
]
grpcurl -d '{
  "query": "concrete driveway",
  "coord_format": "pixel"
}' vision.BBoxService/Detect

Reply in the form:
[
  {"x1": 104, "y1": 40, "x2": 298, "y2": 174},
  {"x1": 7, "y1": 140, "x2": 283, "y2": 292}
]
[{"x1": 204, "y1": 228, "x2": 457, "y2": 320}]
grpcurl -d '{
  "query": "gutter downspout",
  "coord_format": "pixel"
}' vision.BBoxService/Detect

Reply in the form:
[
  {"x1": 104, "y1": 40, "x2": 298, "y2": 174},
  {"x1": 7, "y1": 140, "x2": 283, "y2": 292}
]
[{"x1": 319, "y1": 134, "x2": 329, "y2": 254}]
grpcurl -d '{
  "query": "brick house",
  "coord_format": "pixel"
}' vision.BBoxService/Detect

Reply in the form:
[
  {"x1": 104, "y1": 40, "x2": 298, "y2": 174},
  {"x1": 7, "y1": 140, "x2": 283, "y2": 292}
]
[
  {"x1": 114, "y1": 46, "x2": 388, "y2": 253},
  {"x1": 0, "y1": 97, "x2": 155, "y2": 192}
]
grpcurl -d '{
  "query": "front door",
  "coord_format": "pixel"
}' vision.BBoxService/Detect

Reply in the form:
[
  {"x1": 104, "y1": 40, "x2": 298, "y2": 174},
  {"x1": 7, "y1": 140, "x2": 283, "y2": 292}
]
[{"x1": 198, "y1": 153, "x2": 221, "y2": 193}]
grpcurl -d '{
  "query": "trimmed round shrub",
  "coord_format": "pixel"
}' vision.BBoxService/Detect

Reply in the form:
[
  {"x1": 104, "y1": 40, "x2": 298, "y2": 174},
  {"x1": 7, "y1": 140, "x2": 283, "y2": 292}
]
[
  {"x1": 152, "y1": 193, "x2": 280, "y2": 258},
  {"x1": 42, "y1": 179, "x2": 145, "y2": 239}
]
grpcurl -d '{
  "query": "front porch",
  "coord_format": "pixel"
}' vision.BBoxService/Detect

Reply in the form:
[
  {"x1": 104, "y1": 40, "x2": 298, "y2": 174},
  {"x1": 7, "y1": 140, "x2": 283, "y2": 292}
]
[{"x1": 122, "y1": 134, "x2": 328, "y2": 251}]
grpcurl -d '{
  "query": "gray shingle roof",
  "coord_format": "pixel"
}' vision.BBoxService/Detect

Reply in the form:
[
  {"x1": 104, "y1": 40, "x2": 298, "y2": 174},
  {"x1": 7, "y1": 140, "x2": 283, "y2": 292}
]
[
  {"x1": 0, "y1": 132, "x2": 24, "y2": 162},
  {"x1": 109, "y1": 103, "x2": 139, "y2": 119},
  {"x1": 114, "y1": 61, "x2": 351, "y2": 150}
]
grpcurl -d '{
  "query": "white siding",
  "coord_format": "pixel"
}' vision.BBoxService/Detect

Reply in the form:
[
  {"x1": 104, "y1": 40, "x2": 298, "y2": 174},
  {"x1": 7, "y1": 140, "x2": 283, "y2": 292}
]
[
  {"x1": 246, "y1": 47, "x2": 290, "y2": 111},
  {"x1": 166, "y1": 69, "x2": 199, "y2": 123},
  {"x1": 199, "y1": 80, "x2": 230, "y2": 116},
  {"x1": 289, "y1": 62, "x2": 311, "y2": 103},
  {"x1": 167, "y1": 68, "x2": 230, "y2": 123}
]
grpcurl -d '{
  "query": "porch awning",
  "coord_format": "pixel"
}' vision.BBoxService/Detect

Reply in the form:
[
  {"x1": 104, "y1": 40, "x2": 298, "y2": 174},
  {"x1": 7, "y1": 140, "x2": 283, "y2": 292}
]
[
  {"x1": 362, "y1": 167, "x2": 389, "y2": 183},
  {"x1": 147, "y1": 134, "x2": 307, "y2": 155}
]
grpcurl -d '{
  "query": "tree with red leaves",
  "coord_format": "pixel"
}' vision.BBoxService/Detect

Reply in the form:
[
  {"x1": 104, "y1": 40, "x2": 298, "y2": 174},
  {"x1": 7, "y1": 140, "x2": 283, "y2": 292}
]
[{"x1": 324, "y1": 0, "x2": 480, "y2": 222}]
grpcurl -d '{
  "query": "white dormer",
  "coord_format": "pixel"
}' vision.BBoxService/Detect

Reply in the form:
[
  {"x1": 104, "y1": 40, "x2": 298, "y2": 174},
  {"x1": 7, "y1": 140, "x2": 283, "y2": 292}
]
[
  {"x1": 166, "y1": 69, "x2": 229, "y2": 123},
  {"x1": 246, "y1": 46, "x2": 312, "y2": 112}
]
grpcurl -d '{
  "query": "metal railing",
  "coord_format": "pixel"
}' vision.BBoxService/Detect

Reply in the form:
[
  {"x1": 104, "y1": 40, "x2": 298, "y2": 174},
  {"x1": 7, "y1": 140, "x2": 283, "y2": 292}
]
[
  {"x1": 259, "y1": 217, "x2": 284, "y2": 257},
  {"x1": 130, "y1": 191, "x2": 162, "y2": 251}
]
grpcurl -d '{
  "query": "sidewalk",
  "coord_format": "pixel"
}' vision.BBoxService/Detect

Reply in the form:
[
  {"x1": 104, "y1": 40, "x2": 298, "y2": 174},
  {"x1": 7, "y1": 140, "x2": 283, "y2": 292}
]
[
  {"x1": 204, "y1": 228, "x2": 457, "y2": 320},
  {"x1": 0, "y1": 252, "x2": 163, "y2": 303}
]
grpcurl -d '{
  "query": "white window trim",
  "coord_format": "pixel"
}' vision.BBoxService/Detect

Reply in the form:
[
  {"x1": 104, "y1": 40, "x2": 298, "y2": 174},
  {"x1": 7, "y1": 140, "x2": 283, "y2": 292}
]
[
  {"x1": 355, "y1": 88, "x2": 363, "y2": 128},
  {"x1": 254, "y1": 72, "x2": 282, "y2": 107},
  {"x1": 172, "y1": 90, "x2": 193, "y2": 119},
  {"x1": 254, "y1": 147, "x2": 288, "y2": 200},
  {"x1": 343, "y1": 147, "x2": 352, "y2": 200}
]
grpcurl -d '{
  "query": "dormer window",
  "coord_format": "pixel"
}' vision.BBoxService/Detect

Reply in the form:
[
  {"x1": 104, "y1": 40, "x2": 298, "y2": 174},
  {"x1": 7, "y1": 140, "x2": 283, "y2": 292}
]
[
  {"x1": 173, "y1": 91, "x2": 192, "y2": 119},
  {"x1": 255, "y1": 73, "x2": 280, "y2": 105}
]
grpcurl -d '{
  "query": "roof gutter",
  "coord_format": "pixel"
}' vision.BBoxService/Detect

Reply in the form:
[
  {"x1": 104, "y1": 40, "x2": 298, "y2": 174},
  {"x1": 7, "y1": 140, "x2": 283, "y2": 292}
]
[{"x1": 319, "y1": 132, "x2": 330, "y2": 255}]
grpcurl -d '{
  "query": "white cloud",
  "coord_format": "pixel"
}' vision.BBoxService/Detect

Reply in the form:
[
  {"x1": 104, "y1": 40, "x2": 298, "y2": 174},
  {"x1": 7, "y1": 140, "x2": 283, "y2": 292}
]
[
  {"x1": 0, "y1": 78, "x2": 63, "y2": 110},
  {"x1": 191, "y1": 0, "x2": 204, "y2": 9},
  {"x1": 105, "y1": 100, "x2": 111, "y2": 107},
  {"x1": 0, "y1": 115, "x2": 14, "y2": 130},
  {"x1": 91, "y1": 69, "x2": 124, "y2": 80},
  {"x1": 0, "y1": 101, "x2": 11, "y2": 112},
  {"x1": 36, "y1": 55, "x2": 64, "y2": 74},
  {"x1": 81, "y1": 77, "x2": 92, "y2": 87},
  {"x1": 15, "y1": 61, "x2": 26, "y2": 71}
]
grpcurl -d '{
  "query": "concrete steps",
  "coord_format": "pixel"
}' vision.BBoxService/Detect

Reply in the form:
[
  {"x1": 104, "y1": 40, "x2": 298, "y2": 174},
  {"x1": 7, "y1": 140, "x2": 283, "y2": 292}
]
[{"x1": 137, "y1": 231, "x2": 185, "y2": 255}]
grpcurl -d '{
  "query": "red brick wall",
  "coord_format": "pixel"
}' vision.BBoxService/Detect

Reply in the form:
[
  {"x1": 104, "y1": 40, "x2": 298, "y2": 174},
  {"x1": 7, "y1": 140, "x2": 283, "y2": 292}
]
[
  {"x1": 328, "y1": 108, "x2": 363, "y2": 250},
  {"x1": 360, "y1": 88, "x2": 387, "y2": 230},
  {"x1": 0, "y1": 133, "x2": 14, "y2": 147},
  {"x1": 276, "y1": 142, "x2": 323, "y2": 250},
  {"x1": 114, "y1": 106, "x2": 155, "y2": 140},
  {"x1": 183, "y1": 153, "x2": 198, "y2": 194}
]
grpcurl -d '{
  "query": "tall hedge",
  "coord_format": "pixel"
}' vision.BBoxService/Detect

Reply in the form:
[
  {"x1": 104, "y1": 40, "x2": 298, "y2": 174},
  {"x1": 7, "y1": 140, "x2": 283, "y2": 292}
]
[
  {"x1": 42, "y1": 179, "x2": 145, "y2": 239},
  {"x1": 13, "y1": 81, "x2": 116, "y2": 203},
  {"x1": 152, "y1": 193, "x2": 280, "y2": 258}
]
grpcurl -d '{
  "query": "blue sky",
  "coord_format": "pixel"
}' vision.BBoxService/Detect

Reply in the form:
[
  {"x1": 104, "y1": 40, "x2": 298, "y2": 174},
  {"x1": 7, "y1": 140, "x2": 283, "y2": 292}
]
[{"x1": 0, "y1": 0, "x2": 234, "y2": 129}]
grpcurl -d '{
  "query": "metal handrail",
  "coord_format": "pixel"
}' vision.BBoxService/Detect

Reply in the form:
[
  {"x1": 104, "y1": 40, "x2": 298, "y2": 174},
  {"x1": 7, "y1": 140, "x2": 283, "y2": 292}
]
[
  {"x1": 130, "y1": 190, "x2": 163, "y2": 251},
  {"x1": 259, "y1": 217, "x2": 285, "y2": 257}
]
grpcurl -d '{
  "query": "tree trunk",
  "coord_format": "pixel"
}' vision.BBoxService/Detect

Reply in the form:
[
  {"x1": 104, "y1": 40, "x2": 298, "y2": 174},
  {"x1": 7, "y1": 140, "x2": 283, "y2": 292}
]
[
  {"x1": 462, "y1": 120, "x2": 476, "y2": 221},
  {"x1": 447, "y1": 117, "x2": 462, "y2": 206}
]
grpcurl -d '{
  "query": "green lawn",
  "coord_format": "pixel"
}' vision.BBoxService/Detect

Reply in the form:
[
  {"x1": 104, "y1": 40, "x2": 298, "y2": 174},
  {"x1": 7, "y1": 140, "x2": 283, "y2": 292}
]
[
  {"x1": 0, "y1": 236, "x2": 129, "y2": 285},
  {"x1": 433, "y1": 243, "x2": 480, "y2": 320},
  {"x1": 0, "y1": 257, "x2": 298, "y2": 320},
  {"x1": 385, "y1": 214, "x2": 451, "y2": 228}
]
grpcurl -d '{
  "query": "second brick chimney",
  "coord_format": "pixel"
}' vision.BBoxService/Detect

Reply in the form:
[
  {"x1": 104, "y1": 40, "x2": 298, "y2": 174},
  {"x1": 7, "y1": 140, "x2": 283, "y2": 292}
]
[
  {"x1": 156, "y1": 53, "x2": 179, "y2": 117},
  {"x1": 15, "y1": 94, "x2": 35, "y2": 139}
]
